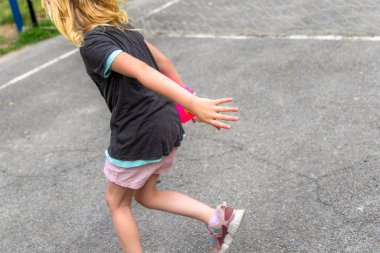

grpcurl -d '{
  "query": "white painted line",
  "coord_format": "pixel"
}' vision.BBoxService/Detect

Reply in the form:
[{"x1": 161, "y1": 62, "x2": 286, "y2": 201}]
[
  {"x1": 164, "y1": 33, "x2": 254, "y2": 40},
  {"x1": 162, "y1": 33, "x2": 380, "y2": 42},
  {"x1": 287, "y1": 35, "x2": 380, "y2": 41},
  {"x1": 144, "y1": 0, "x2": 180, "y2": 18},
  {"x1": 0, "y1": 48, "x2": 78, "y2": 92}
]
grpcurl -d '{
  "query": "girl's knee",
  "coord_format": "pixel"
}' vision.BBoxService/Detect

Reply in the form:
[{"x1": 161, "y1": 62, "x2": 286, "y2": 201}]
[
  {"x1": 105, "y1": 191, "x2": 132, "y2": 212},
  {"x1": 105, "y1": 192, "x2": 118, "y2": 211},
  {"x1": 105, "y1": 181, "x2": 135, "y2": 211}
]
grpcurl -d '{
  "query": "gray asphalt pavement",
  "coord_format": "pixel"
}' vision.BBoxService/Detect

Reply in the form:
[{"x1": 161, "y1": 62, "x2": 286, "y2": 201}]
[{"x1": 1, "y1": 0, "x2": 379, "y2": 252}]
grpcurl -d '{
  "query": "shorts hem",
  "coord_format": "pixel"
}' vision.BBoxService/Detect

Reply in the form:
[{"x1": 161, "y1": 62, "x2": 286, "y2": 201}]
[{"x1": 105, "y1": 176, "x2": 145, "y2": 190}]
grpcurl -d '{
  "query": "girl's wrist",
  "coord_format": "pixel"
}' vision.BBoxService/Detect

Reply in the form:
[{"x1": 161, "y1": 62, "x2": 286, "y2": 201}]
[{"x1": 186, "y1": 94, "x2": 198, "y2": 113}]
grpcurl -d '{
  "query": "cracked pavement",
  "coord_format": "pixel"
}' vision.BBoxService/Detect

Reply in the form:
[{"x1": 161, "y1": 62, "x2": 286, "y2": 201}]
[{"x1": 0, "y1": 0, "x2": 380, "y2": 252}]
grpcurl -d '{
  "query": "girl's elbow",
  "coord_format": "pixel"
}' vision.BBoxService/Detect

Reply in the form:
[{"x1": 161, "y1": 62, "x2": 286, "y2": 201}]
[{"x1": 158, "y1": 58, "x2": 173, "y2": 71}]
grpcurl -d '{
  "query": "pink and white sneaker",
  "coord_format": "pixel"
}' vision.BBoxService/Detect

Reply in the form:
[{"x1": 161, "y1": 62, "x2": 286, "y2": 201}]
[{"x1": 206, "y1": 202, "x2": 245, "y2": 253}]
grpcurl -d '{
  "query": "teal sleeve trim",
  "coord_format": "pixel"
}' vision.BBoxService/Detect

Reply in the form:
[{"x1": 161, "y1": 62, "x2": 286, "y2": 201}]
[
  {"x1": 105, "y1": 149, "x2": 163, "y2": 168},
  {"x1": 104, "y1": 50, "x2": 122, "y2": 78}
]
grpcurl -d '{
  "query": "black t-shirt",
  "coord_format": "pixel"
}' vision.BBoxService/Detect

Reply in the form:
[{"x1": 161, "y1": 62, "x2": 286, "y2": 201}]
[{"x1": 79, "y1": 24, "x2": 184, "y2": 160}]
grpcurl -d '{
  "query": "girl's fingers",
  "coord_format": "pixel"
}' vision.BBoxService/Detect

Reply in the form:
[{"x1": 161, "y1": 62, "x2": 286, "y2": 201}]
[
  {"x1": 215, "y1": 114, "x2": 238, "y2": 121},
  {"x1": 209, "y1": 120, "x2": 231, "y2": 129},
  {"x1": 216, "y1": 106, "x2": 239, "y2": 113},
  {"x1": 214, "y1": 97, "x2": 234, "y2": 105}
]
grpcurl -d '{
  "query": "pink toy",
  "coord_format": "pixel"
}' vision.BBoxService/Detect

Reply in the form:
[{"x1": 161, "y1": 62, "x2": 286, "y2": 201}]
[{"x1": 176, "y1": 86, "x2": 195, "y2": 123}]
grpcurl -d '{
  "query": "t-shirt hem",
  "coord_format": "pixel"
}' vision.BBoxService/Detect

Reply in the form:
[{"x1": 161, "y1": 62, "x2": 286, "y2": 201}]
[{"x1": 105, "y1": 149, "x2": 163, "y2": 168}]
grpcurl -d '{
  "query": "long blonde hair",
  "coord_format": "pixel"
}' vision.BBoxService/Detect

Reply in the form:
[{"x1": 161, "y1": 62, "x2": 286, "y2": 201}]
[{"x1": 42, "y1": 0, "x2": 128, "y2": 46}]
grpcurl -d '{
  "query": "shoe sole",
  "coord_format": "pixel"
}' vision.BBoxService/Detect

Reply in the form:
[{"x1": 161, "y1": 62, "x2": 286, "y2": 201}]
[{"x1": 219, "y1": 209, "x2": 245, "y2": 253}]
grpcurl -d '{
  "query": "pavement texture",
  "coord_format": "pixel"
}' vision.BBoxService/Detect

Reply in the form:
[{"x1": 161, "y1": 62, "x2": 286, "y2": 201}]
[{"x1": 0, "y1": 0, "x2": 380, "y2": 252}]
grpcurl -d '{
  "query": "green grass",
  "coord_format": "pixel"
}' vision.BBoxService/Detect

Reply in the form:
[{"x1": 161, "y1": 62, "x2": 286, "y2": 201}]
[
  {"x1": 0, "y1": 19, "x2": 60, "y2": 56},
  {"x1": 0, "y1": 35, "x2": 7, "y2": 44},
  {"x1": 0, "y1": 0, "x2": 46, "y2": 25}
]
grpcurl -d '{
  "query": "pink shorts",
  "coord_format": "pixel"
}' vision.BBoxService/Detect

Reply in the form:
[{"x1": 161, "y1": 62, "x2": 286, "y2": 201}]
[{"x1": 103, "y1": 148, "x2": 177, "y2": 189}]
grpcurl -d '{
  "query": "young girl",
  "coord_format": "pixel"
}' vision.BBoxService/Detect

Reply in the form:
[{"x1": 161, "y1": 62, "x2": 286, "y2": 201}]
[{"x1": 42, "y1": 0, "x2": 245, "y2": 252}]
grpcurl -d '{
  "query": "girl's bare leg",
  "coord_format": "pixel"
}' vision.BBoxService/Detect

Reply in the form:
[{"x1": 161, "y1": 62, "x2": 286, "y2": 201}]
[
  {"x1": 105, "y1": 181, "x2": 143, "y2": 253},
  {"x1": 135, "y1": 174, "x2": 215, "y2": 223}
]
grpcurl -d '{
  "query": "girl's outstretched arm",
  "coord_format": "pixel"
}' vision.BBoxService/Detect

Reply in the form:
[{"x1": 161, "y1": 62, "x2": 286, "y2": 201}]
[{"x1": 111, "y1": 51, "x2": 238, "y2": 130}]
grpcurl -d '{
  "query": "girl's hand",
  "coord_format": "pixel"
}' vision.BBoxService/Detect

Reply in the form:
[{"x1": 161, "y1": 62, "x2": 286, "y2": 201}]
[
  {"x1": 191, "y1": 116, "x2": 201, "y2": 123},
  {"x1": 189, "y1": 97, "x2": 238, "y2": 130}
]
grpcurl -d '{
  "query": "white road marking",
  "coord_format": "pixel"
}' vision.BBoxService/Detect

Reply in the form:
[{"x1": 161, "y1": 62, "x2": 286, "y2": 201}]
[
  {"x1": 286, "y1": 34, "x2": 380, "y2": 41},
  {"x1": 163, "y1": 33, "x2": 380, "y2": 42},
  {"x1": 144, "y1": 0, "x2": 180, "y2": 18},
  {"x1": 0, "y1": 48, "x2": 78, "y2": 92}
]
